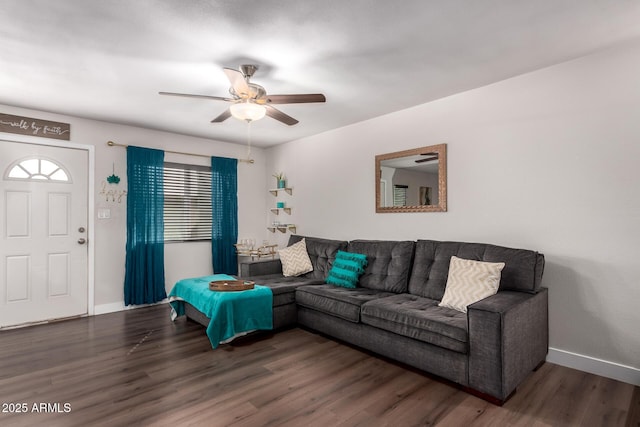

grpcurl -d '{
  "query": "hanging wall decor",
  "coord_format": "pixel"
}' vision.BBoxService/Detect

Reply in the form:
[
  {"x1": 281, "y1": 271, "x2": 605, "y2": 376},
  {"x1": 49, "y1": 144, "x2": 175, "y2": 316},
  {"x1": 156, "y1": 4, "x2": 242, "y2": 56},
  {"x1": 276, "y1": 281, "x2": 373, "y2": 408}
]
[
  {"x1": 100, "y1": 181, "x2": 127, "y2": 203},
  {"x1": 0, "y1": 113, "x2": 70, "y2": 140},
  {"x1": 100, "y1": 163, "x2": 126, "y2": 202},
  {"x1": 106, "y1": 163, "x2": 121, "y2": 184}
]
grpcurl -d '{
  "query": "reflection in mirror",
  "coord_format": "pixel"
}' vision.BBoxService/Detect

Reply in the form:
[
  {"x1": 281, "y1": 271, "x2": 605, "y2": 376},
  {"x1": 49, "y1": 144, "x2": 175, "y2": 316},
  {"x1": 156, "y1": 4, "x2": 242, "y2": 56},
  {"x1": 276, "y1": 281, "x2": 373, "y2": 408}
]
[{"x1": 375, "y1": 144, "x2": 447, "y2": 212}]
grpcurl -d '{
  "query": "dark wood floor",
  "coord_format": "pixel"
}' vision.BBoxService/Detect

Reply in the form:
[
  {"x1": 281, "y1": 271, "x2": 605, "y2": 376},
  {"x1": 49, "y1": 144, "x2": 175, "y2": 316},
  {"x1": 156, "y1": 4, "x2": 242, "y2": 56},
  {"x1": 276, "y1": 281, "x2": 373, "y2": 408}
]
[{"x1": 0, "y1": 305, "x2": 638, "y2": 427}]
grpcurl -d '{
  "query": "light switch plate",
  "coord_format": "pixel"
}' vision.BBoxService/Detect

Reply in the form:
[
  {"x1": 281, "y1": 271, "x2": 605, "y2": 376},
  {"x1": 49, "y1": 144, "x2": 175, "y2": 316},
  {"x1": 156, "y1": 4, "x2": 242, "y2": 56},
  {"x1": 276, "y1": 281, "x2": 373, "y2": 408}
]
[{"x1": 98, "y1": 208, "x2": 111, "y2": 219}]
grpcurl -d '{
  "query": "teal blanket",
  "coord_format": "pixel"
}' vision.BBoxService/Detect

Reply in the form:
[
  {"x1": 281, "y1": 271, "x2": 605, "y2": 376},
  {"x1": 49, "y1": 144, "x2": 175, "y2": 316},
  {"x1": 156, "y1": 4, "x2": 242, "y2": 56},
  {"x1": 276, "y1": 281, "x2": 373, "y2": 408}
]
[{"x1": 168, "y1": 274, "x2": 273, "y2": 349}]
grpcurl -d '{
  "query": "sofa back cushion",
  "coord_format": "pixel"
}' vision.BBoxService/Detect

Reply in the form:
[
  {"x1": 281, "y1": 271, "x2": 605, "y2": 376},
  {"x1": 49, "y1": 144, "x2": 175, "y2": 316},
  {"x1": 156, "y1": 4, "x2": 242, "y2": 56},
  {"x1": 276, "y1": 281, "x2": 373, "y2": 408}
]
[
  {"x1": 347, "y1": 240, "x2": 415, "y2": 293},
  {"x1": 288, "y1": 235, "x2": 348, "y2": 280},
  {"x1": 408, "y1": 240, "x2": 545, "y2": 300}
]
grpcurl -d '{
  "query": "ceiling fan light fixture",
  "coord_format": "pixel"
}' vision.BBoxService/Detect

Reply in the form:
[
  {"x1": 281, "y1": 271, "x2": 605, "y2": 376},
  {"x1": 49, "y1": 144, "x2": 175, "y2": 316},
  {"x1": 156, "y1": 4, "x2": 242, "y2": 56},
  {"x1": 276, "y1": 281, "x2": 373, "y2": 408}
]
[
  {"x1": 161, "y1": 64, "x2": 325, "y2": 126},
  {"x1": 230, "y1": 101, "x2": 266, "y2": 122}
]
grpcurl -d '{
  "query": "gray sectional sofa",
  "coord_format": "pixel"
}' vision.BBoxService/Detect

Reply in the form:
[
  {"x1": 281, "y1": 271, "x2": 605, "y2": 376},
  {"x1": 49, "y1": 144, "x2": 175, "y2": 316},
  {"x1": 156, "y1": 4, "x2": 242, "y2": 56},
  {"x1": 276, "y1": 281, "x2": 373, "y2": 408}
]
[{"x1": 196, "y1": 234, "x2": 547, "y2": 403}]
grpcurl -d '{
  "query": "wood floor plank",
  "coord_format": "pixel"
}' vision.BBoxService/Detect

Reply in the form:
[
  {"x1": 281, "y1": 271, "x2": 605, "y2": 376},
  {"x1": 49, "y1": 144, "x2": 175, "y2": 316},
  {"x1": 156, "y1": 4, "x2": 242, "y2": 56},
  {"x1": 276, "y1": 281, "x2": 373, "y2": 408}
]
[
  {"x1": 0, "y1": 304, "x2": 637, "y2": 427},
  {"x1": 579, "y1": 375, "x2": 635, "y2": 426},
  {"x1": 627, "y1": 385, "x2": 640, "y2": 427}
]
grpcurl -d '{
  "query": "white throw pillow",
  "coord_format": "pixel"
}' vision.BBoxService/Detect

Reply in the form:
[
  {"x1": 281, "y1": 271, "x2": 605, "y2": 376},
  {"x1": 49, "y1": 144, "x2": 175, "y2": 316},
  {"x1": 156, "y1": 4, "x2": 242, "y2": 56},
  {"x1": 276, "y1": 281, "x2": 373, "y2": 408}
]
[
  {"x1": 279, "y1": 238, "x2": 313, "y2": 277},
  {"x1": 438, "y1": 256, "x2": 506, "y2": 313}
]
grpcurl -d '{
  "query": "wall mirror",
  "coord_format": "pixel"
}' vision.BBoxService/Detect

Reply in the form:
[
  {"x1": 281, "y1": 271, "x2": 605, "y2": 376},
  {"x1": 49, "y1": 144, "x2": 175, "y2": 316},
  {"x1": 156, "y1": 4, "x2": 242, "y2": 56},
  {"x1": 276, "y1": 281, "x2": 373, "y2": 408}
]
[{"x1": 376, "y1": 143, "x2": 447, "y2": 213}]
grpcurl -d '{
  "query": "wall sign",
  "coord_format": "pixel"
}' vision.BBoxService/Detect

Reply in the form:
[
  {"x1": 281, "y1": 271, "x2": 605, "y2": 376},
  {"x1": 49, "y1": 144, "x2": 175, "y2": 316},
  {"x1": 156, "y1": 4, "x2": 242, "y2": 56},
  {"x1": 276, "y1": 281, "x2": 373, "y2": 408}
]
[{"x1": 0, "y1": 113, "x2": 70, "y2": 140}]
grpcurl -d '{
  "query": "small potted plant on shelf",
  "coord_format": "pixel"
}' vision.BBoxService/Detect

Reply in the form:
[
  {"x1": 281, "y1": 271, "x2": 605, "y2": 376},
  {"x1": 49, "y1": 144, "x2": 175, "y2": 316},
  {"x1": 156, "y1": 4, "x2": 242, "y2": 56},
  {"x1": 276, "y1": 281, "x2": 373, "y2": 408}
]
[{"x1": 273, "y1": 172, "x2": 286, "y2": 189}]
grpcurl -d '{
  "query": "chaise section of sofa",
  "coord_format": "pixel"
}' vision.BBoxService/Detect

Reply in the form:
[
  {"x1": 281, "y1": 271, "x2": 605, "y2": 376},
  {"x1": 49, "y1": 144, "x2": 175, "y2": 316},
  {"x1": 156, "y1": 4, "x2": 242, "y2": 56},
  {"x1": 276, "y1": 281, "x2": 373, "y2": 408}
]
[{"x1": 238, "y1": 235, "x2": 348, "y2": 329}]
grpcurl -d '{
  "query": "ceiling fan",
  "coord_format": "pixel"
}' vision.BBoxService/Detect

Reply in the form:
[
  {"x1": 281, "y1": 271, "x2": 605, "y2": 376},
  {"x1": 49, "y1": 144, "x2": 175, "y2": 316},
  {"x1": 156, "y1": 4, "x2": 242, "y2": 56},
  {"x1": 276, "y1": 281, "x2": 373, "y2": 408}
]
[{"x1": 159, "y1": 64, "x2": 326, "y2": 126}]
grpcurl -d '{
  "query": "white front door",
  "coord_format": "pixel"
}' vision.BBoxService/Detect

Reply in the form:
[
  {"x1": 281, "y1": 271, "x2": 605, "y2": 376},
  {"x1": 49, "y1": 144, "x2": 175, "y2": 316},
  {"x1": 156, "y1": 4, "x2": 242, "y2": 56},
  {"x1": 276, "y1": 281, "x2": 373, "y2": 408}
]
[{"x1": 0, "y1": 140, "x2": 88, "y2": 327}]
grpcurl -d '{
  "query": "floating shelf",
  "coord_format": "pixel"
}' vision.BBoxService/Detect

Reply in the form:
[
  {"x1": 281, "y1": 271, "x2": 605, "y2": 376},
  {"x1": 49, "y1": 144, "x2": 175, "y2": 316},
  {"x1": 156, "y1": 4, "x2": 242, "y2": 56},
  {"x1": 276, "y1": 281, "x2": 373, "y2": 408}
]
[
  {"x1": 269, "y1": 187, "x2": 293, "y2": 196},
  {"x1": 270, "y1": 207, "x2": 292, "y2": 215},
  {"x1": 267, "y1": 225, "x2": 297, "y2": 234}
]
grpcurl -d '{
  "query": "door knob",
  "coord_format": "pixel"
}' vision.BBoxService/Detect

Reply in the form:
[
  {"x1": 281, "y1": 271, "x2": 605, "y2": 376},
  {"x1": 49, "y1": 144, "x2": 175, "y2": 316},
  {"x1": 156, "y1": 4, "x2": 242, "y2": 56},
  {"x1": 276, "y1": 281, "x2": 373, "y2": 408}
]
[{"x1": 78, "y1": 238, "x2": 87, "y2": 245}]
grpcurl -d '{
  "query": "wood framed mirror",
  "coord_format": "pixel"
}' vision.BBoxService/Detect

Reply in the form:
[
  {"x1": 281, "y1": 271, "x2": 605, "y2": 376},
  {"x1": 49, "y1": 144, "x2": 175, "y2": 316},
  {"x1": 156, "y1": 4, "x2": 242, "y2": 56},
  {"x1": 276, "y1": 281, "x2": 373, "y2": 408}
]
[{"x1": 376, "y1": 143, "x2": 447, "y2": 213}]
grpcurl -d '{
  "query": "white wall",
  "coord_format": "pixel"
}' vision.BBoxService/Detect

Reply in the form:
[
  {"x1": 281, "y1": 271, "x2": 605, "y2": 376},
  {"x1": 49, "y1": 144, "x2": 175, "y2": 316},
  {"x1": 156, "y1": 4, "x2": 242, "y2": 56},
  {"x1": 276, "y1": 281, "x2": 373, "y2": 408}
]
[
  {"x1": 0, "y1": 105, "x2": 267, "y2": 311},
  {"x1": 266, "y1": 39, "x2": 640, "y2": 379}
]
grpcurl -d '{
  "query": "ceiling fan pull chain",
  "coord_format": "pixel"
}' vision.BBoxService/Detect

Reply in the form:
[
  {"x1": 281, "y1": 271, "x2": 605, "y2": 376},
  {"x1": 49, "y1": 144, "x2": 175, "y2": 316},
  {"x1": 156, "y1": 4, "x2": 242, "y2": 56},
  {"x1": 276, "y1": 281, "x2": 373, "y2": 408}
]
[{"x1": 246, "y1": 121, "x2": 252, "y2": 160}]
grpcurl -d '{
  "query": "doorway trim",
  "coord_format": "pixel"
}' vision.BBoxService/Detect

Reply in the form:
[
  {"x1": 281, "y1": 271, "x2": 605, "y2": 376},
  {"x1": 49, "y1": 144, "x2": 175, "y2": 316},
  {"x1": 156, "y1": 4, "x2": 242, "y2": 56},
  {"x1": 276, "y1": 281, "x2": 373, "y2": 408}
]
[{"x1": 1, "y1": 138, "x2": 95, "y2": 316}]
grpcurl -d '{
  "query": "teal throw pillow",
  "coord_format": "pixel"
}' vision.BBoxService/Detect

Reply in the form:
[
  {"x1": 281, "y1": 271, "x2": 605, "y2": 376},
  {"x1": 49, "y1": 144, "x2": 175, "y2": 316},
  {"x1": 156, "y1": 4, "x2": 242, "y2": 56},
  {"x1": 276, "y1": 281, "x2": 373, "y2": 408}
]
[{"x1": 326, "y1": 250, "x2": 368, "y2": 289}]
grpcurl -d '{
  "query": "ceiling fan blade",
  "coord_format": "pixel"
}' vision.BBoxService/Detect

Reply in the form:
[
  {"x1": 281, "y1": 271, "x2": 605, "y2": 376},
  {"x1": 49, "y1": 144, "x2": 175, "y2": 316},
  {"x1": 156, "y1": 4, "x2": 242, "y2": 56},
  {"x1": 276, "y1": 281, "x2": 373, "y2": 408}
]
[
  {"x1": 211, "y1": 109, "x2": 232, "y2": 123},
  {"x1": 415, "y1": 156, "x2": 439, "y2": 163},
  {"x1": 159, "y1": 91, "x2": 232, "y2": 101},
  {"x1": 265, "y1": 105, "x2": 299, "y2": 126},
  {"x1": 223, "y1": 67, "x2": 250, "y2": 97},
  {"x1": 266, "y1": 94, "x2": 326, "y2": 104}
]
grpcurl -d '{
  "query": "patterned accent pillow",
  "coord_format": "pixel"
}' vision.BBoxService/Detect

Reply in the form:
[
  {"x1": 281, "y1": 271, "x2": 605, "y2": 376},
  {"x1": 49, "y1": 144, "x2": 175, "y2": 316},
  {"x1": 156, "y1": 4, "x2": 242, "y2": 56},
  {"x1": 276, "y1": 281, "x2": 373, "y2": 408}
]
[
  {"x1": 279, "y1": 238, "x2": 313, "y2": 277},
  {"x1": 325, "y1": 250, "x2": 368, "y2": 288},
  {"x1": 438, "y1": 256, "x2": 506, "y2": 313}
]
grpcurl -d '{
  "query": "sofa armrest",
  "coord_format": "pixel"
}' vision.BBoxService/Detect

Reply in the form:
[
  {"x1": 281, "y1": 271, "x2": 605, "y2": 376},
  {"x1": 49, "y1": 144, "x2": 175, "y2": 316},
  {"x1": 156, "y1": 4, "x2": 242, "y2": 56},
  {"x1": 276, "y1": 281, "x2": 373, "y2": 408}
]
[
  {"x1": 467, "y1": 287, "x2": 548, "y2": 402},
  {"x1": 239, "y1": 258, "x2": 283, "y2": 278}
]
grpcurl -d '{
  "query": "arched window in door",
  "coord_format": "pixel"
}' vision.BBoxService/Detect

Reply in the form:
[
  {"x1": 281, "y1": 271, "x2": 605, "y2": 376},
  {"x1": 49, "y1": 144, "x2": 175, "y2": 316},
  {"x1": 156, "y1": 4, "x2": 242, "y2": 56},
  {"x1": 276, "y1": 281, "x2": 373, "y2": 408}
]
[{"x1": 4, "y1": 157, "x2": 71, "y2": 182}]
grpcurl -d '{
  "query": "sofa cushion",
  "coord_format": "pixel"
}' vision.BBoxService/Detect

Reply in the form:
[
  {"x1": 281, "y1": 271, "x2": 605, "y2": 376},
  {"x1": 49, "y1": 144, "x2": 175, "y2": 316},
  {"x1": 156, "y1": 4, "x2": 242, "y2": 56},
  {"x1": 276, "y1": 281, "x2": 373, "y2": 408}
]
[
  {"x1": 439, "y1": 256, "x2": 505, "y2": 313},
  {"x1": 296, "y1": 284, "x2": 394, "y2": 323},
  {"x1": 408, "y1": 240, "x2": 545, "y2": 300},
  {"x1": 325, "y1": 250, "x2": 368, "y2": 289},
  {"x1": 249, "y1": 274, "x2": 323, "y2": 307},
  {"x1": 361, "y1": 294, "x2": 468, "y2": 353},
  {"x1": 346, "y1": 240, "x2": 415, "y2": 293},
  {"x1": 288, "y1": 235, "x2": 348, "y2": 280}
]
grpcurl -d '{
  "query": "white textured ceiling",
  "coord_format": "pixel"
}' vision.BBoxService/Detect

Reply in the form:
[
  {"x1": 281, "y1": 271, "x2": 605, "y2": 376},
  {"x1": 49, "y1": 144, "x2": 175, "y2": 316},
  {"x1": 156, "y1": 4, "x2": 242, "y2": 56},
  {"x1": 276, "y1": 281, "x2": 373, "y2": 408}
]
[{"x1": 2, "y1": 0, "x2": 640, "y2": 148}]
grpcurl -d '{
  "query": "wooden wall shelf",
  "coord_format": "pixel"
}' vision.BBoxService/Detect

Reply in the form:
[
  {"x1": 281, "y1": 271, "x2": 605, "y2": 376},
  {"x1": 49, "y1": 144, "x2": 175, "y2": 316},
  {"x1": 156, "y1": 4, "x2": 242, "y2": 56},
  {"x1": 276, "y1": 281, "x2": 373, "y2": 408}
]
[
  {"x1": 267, "y1": 225, "x2": 297, "y2": 234},
  {"x1": 270, "y1": 207, "x2": 292, "y2": 215},
  {"x1": 269, "y1": 188, "x2": 293, "y2": 196}
]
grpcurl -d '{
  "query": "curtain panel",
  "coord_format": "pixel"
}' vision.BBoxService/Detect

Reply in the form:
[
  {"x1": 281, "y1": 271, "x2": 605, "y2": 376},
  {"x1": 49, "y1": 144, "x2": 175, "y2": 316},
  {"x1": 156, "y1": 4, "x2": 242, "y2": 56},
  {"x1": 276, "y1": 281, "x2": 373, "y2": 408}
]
[
  {"x1": 211, "y1": 157, "x2": 238, "y2": 275},
  {"x1": 124, "y1": 146, "x2": 166, "y2": 305}
]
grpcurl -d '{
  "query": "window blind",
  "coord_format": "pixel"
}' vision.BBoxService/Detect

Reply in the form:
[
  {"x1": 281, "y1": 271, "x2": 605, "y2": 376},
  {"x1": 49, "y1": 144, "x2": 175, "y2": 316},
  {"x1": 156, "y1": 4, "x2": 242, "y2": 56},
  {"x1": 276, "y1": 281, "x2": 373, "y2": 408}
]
[{"x1": 163, "y1": 162, "x2": 212, "y2": 242}]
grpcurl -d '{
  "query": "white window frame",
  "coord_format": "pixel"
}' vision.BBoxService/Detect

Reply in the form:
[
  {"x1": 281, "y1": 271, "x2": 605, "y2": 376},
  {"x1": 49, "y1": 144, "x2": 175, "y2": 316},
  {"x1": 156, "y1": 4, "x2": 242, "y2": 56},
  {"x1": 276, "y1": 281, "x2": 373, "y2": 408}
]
[{"x1": 4, "y1": 156, "x2": 72, "y2": 183}]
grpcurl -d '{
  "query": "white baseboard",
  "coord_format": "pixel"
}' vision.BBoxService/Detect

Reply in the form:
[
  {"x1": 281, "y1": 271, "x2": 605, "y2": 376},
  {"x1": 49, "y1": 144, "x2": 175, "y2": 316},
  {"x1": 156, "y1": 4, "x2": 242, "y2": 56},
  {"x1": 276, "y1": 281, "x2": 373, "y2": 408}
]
[
  {"x1": 547, "y1": 347, "x2": 640, "y2": 386},
  {"x1": 94, "y1": 302, "x2": 125, "y2": 315},
  {"x1": 94, "y1": 299, "x2": 168, "y2": 315}
]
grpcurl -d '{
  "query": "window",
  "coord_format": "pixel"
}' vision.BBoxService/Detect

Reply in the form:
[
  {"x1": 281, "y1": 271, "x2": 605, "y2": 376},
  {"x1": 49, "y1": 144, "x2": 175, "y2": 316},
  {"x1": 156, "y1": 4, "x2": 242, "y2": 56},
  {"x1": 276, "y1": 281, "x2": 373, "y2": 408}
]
[
  {"x1": 164, "y1": 162, "x2": 211, "y2": 242},
  {"x1": 5, "y1": 157, "x2": 70, "y2": 182},
  {"x1": 393, "y1": 184, "x2": 408, "y2": 206}
]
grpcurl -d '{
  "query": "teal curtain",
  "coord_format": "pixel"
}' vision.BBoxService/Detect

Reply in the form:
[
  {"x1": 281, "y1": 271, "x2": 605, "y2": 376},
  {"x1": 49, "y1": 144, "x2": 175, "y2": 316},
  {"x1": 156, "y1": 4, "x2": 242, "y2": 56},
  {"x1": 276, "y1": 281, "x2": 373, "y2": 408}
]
[
  {"x1": 211, "y1": 157, "x2": 238, "y2": 275},
  {"x1": 124, "y1": 146, "x2": 166, "y2": 305}
]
